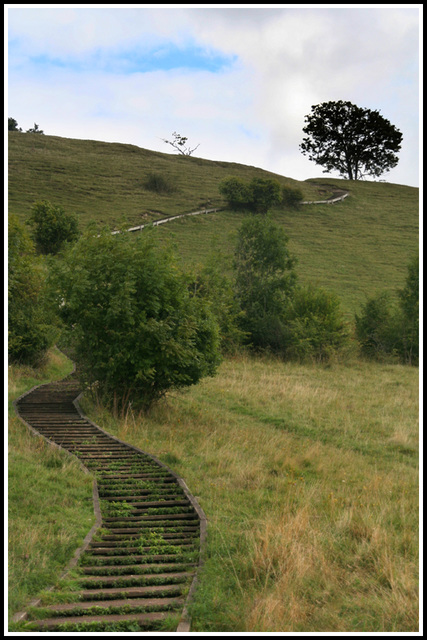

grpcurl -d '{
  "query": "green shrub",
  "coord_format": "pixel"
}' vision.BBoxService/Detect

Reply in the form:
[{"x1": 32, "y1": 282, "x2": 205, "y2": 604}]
[
  {"x1": 8, "y1": 215, "x2": 58, "y2": 365},
  {"x1": 191, "y1": 255, "x2": 247, "y2": 354},
  {"x1": 27, "y1": 200, "x2": 80, "y2": 255},
  {"x1": 219, "y1": 177, "x2": 281, "y2": 213},
  {"x1": 281, "y1": 185, "x2": 304, "y2": 209},
  {"x1": 355, "y1": 256, "x2": 419, "y2": 365},
  {"x1": 234, "y1": 215, "x2": 297, "y2": 352},
  {"x1": 219, "y1": 177, "x2": 252, "y2": 211},
  {"x1": 248, "y1": 178, "x2": 282, "y2": 213},
  {"x1": 144, "y1": 172, "x2": 177, "y2": 195},
  {"x1": 49, "y1": 228, "x2": 221, "y2": 412},
  {"x1": 285, "y1": 285, "x2": 350, "y2": 362}
]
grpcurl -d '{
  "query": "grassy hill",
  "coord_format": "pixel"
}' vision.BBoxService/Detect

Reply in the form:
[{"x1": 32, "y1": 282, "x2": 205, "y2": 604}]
[
  {"x1": 8, "y1": 133, "x2": 419, "y2": 632},
  {"x1": 8, "y1": 132, "x2": 419, "y2": 317}
]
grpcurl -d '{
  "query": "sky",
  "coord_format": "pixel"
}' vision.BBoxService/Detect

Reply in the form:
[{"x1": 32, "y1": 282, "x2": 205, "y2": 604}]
[{"x1": 6, "y1": 4, "x2": 422, "y2": 188}]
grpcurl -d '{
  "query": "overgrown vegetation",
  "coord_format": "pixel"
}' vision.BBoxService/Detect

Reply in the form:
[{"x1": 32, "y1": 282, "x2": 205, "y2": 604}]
[
  {"x1": 48, "y1": 227, "x2": 221, "y2": 413},
  {"x1": 355, "y1": 255, "x2": 419, "y2": 364},
  {"x1": 8, "y1": 215, "x2": 58, "y2": 366},
  {"x1": 233, "y1": 215, "x2": 350, "y2": 361}
]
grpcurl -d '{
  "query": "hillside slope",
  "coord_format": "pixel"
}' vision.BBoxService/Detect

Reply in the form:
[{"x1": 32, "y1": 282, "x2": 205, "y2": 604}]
[
  {"x1": 8, "y1": 132, "x2": 325, "y2": 227},
  {"x1": 8, "y1": 132, "x2": 418, "y2": 316}
]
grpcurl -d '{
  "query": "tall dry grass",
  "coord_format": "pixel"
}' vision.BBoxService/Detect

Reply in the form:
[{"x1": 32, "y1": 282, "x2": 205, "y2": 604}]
[{"x1": 80, "y1": 354, "x2": 419, "y2": 632}]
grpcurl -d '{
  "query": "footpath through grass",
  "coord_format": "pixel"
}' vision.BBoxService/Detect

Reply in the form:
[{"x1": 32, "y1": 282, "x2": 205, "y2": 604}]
[
  {"x1": 80, "y1": 353, "x2": 419, "y2": 632},
  {"x1": 7, "y1": 348, "x2": 95, "y2": 622}
]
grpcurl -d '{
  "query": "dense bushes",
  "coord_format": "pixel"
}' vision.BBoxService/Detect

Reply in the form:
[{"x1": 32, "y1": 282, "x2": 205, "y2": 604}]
[
  {"x1": 219, "y1": 176, "x2": 303, "y2": 213},
  {"x1": 286, "y1": 285, "x2": 349, "y2": 362},
  {"x1": 8, "y1": 216, "x2": 58, "y2": 365},
  {"x1": 355, "y1": 255, "x2": 419, "y2": 364},
  {"x1": 49, "y1": 228, "x2": 221, "y2": 412},
  {"x1": 233, "y1": 215, "x2": 349, "y2": 361}
]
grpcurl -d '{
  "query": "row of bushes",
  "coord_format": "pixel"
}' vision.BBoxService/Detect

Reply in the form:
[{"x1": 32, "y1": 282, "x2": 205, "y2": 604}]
[
  {"x1": 219, "y1": 177, "x2": 304, "y2": 213},
  {"x1": 8, "y1": 201, "x2": 419, "y2": 414}
]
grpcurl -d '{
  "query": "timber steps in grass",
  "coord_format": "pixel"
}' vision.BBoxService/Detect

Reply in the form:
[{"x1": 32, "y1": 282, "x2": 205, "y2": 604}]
[{"x1": 13, "y1": 377, "x2": 207, "y2": 632}]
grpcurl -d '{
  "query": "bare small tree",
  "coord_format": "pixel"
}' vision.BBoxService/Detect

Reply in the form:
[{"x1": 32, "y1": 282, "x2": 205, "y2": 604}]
[{"x1": 162, "y1": 132, "x2": 200, "y2": 156}]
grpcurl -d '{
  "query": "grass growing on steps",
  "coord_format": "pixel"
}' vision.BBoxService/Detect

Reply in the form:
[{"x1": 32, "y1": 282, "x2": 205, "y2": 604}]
[
  {"x1": 7, "y1": 348, "x2": 96, "y2": 621},
  {"x1": 80, "y1": 353, "x2": 419, "y2": 632}
]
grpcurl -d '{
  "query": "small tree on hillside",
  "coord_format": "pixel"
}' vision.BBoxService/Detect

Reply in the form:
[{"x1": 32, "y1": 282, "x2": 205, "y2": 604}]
[
  {"x1": 26, "y1": 123, "x2": 44, "y2": 134},
  {"x1": 49, "y1": 228, "x2": 221, "y2": 413},
  {"x1": 162, "y1": 132, "x2": 200, "y2": 156},
  {"x1": 355, "y1": 255, "x2": 419, "y2": 364},
  {"x1": 234, "y1": 215, "x2": 297, "y2": 352},
  {"x1": 300, "y1": 100, "x2": 403, "y2": 180},
  {"x1": 8, "y1": 215, "x2": 58, "y2": 365},
  {"x1": 27, "y1": 201, "x2": 80, "y2": 255}
]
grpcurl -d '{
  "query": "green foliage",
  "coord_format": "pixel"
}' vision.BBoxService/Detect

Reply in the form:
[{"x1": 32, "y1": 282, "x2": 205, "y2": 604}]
[
  {"x1": 233, "y1": 217, "x2": 350, "y2": 361},
  {"x1": 219, "y1": 177, "x2": 252, "y2": 211},
  {"x1": 8, "y1": 117, "x2": 22, "y2": 132},
  {"x1": 300, "y1": 100, "x2": 403, "y2": 180},
  {"x1": 8, "y1": 215, "x2": 58, "y2": 366},
  {"x1": 26, "y1": 123, "x2": 44, "y2": 134},
  {"x1": 234, "y1": 215, "x2": 297, "y2": 352},
  {"x1": 191, "y1": 254, "x2": 247, "y2": 353},
  {"x1": 144, "y1": 172, "x2": 177, "y2": 195},
  {"x1": 248, "y1": 178, "x2": 282, "y2": 213},
  {"x1": 27, "y1": 200, "x2": 80, "y2": 255},
  {"x1": 285, "y1": 285, "x2": 350, "y2": 362},
  {"x1": 281, "y1": 185, "x2": 304, "y2": 209},
  {"x1": 162, "y1": 131, "x2": 200, "y2": 156},
  {"x1": 355, "y1": 257, "x2": 418, "y2": 364},
  {"x1": 219, "y1": 177, "x2": 282, "y2": 213},
  {"x1": 49, "y1": 228, "x2": 221, "y2": 412}
]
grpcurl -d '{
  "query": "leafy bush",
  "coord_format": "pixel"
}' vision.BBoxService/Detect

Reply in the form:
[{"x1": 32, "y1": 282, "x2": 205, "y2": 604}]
[
  {"x1": 248, "y1": 178, "x2": 282, "y2": 213},
  {"x1": 234, "y1": 215, "x2": 297, "y2": 352},
  {"x1": 219, "y1": 177, "x2": 282, "y2": 213},
  {"x1": 8, "y1": 215, "x2": 58, "y2": 365},
  {"x1": 285, "y1": 285, "x2": 350, "y2": 362},
  {"x1": 281, "y1": 185, "x2": 304, "y2": 209},
  {"x1": 190, "y1": 254, "x2": 247, "y2": 354},
  {"x1": 49, "y1": 228, "x2": 221, "y2": 412},
  {"x1": 27, "y1": 200, "x2": 80, "y2": 255},
  {"x1": 355, "y1": 256, "x2": 418, "y2": 365},
  {"x1": 144, "y1": 172, "x2": 176, "y2": 195},
  {"x1": 219, "y1": 177, "x2": 252, "y2": 211}
]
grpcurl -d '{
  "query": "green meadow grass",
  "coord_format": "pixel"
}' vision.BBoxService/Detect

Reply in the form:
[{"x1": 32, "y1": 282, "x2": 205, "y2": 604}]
[
  {"x1": 80, "y1": 354, "x2": 419, "y2": 632},
  {"x1": 8, "y1": 133, "x2": 419, "y2": 631},
  {"x1": 7, "y1": 349, "x2": 95, "y2": 620},
  {"x1": 8, "y1": 132, "x2": 324, "y2": 227}
]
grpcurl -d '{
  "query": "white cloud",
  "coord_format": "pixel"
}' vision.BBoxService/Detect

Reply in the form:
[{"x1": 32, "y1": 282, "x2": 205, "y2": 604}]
[{"x1": 6, "y1": 5, "x2": 420, "y2": 187}]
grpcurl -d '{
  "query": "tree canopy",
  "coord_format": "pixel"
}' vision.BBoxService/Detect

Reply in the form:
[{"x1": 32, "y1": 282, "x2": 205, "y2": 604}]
[
  {"x1": 300, "y1": 100, "x2": 403, "y2": 180},
  {"x1": 49, "y1": 228, "x2": 221, "y2": 412}
]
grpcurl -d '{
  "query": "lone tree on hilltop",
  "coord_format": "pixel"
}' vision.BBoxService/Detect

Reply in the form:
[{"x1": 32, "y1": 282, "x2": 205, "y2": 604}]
[
  {"x1": 300, "y1": 100, "x2": 403, "y2": 180},
  {"x1": 162, "y1": 132, "x2": 200, "y2": 156}
]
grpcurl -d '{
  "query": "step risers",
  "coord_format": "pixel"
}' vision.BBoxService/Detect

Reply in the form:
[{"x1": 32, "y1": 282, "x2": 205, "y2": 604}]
[{"x1": 14, "y1": 378, "x2": 202, "y2": 632}]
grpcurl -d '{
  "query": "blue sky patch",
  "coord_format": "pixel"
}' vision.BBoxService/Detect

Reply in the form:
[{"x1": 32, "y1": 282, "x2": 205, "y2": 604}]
[{"x1": 11, "y1": 41, "x2": 237, "y2": 75}]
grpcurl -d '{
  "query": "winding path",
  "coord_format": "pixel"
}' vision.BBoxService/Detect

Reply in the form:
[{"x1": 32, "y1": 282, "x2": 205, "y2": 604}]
[
  {"x1": 11, "y1": 185, "x2": 349, "y2": 630},
  {"x1": 112, "y1": 185, "x2": 349, "y2": 236},
  {"x1": 13, "y1": 375, "x2": 207, "y2": 632}
]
